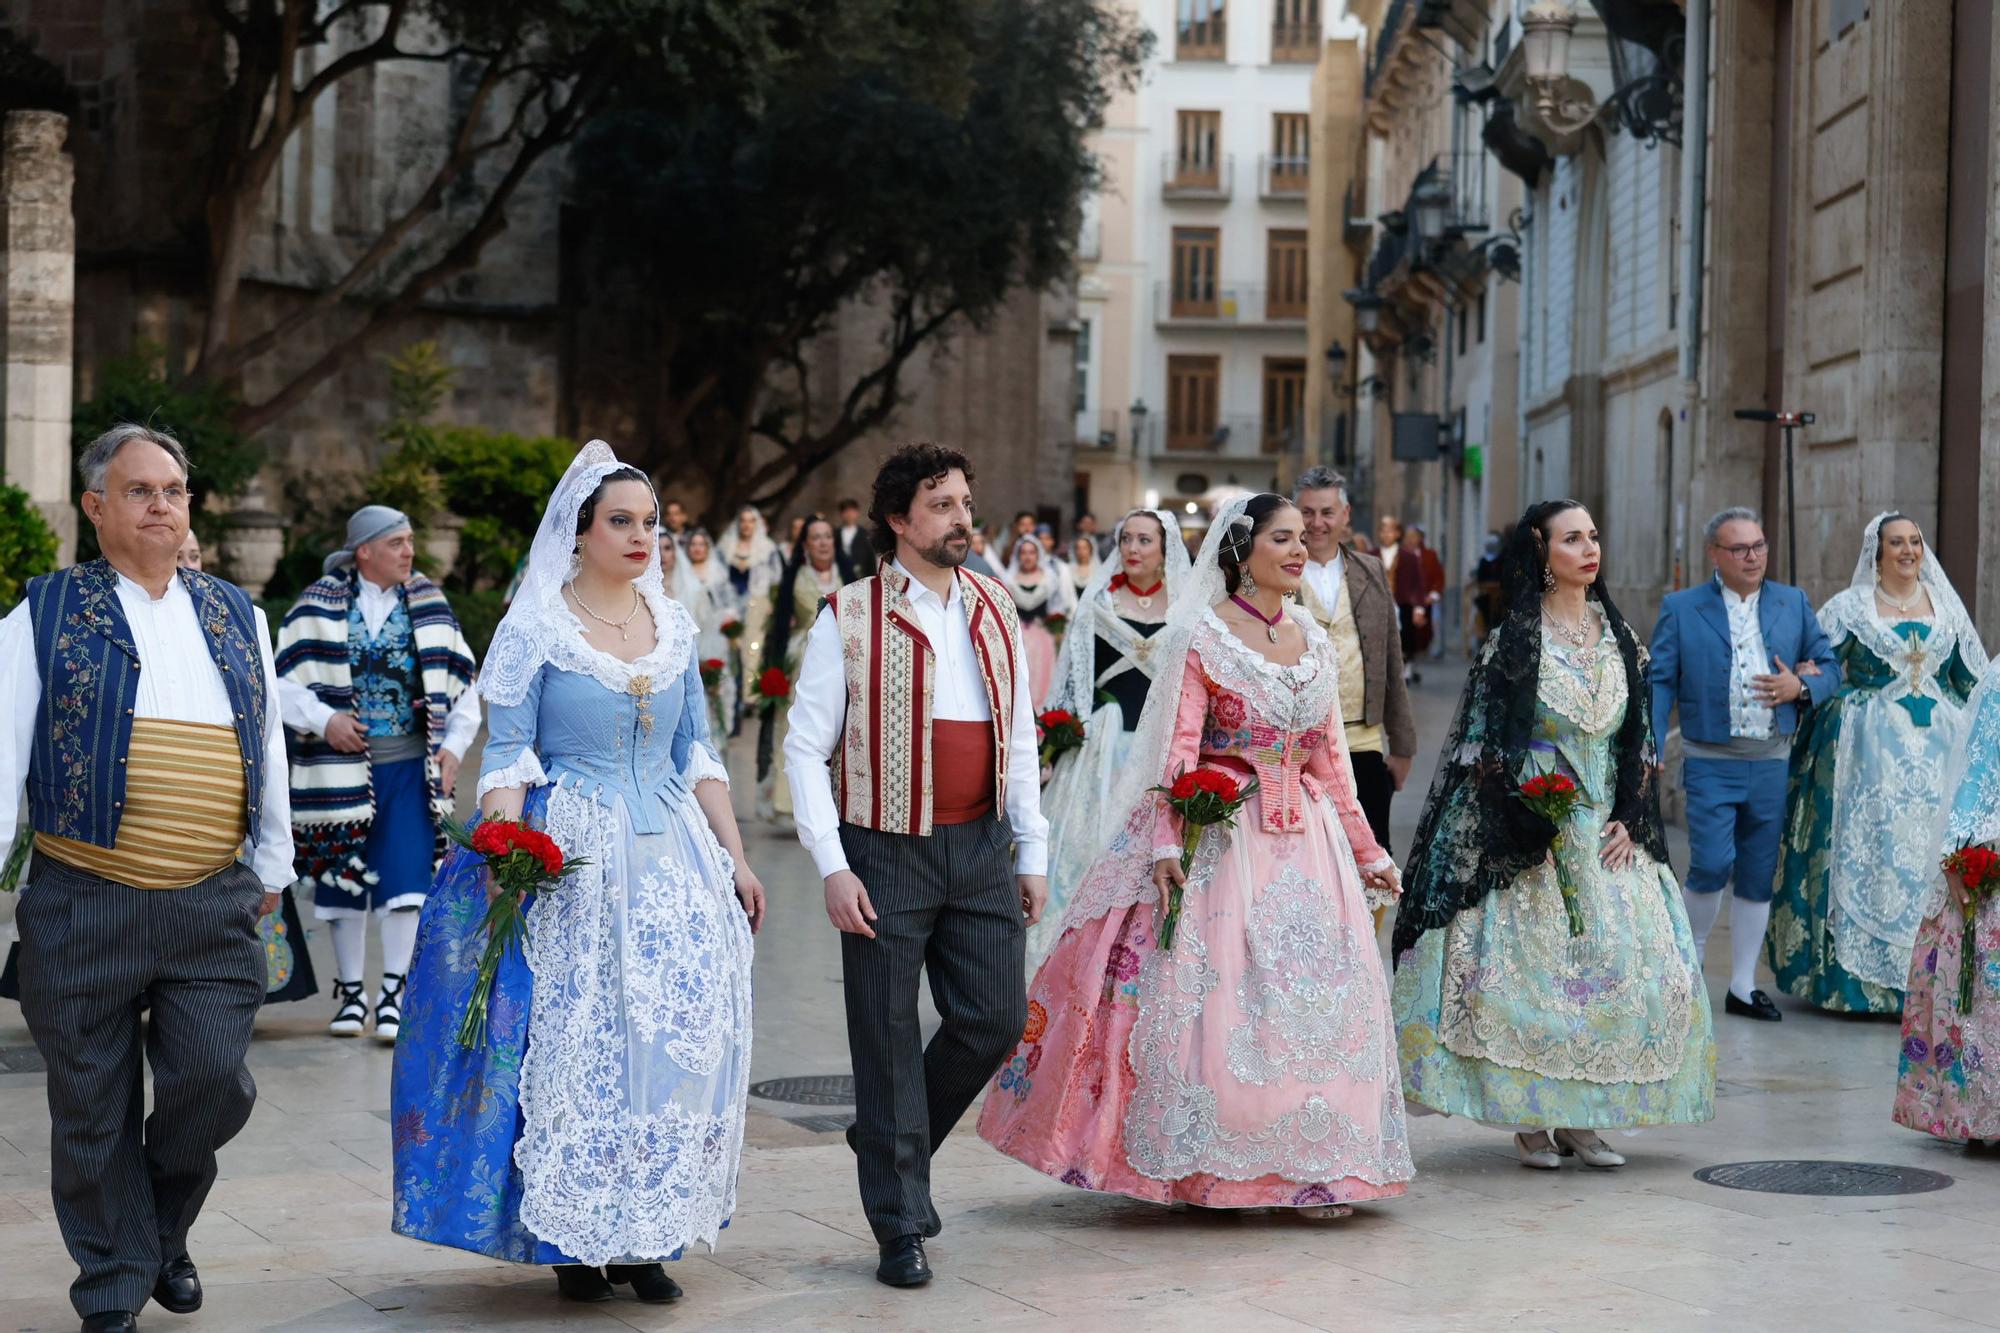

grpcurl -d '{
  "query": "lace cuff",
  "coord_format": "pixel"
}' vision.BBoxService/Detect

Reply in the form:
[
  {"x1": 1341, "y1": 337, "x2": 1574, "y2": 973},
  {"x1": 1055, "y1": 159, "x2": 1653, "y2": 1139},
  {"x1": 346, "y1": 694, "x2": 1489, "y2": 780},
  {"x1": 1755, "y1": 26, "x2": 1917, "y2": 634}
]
[
  {"x1": 1360, "y1": 857, "x2": 1399, "y2": 912},
  {"x1": 1150, "y1": 844, "x2": 1182, "y2": 864},
  {"x1": 684, "y1": 742, "x2": 730, "y2": 788},
  {"x1": 476, "y1": 749, "x2": 549, "y2": 800}
]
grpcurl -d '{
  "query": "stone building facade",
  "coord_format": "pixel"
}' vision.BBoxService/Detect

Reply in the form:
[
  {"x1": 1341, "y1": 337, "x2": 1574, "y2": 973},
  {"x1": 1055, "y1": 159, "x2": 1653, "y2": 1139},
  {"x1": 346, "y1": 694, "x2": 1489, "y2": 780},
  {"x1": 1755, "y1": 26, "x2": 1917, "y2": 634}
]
[{"x1": 1315, "y1": 0, "x2": 2000, "y2": 645}]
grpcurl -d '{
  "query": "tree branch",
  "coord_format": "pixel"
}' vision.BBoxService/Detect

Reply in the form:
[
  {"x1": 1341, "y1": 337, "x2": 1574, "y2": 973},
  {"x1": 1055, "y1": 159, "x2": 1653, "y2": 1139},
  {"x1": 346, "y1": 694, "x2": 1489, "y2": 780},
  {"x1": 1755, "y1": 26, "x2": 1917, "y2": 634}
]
[
  {"x1": 203, "y1": 58, "x2": 522, "y2": 381},
  {"x1": 232, "y1": 58, "x2": 609, "y2": 434}
]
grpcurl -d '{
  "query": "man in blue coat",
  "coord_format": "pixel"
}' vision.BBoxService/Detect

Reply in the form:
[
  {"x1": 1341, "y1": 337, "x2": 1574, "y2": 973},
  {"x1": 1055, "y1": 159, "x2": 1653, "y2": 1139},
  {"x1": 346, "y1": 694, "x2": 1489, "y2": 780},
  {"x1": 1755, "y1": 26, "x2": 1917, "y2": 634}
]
[{"x1": 1649, "y1": 507, "x2": 1836, "y2": 1022}]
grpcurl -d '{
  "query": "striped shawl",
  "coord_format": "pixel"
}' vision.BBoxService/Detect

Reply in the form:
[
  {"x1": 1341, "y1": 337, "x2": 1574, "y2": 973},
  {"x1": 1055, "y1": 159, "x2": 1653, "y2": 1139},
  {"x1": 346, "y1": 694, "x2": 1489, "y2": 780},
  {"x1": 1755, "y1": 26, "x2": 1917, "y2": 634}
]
[{"x1": 275, "y1": 572, "x2": 475, "y2": 895}]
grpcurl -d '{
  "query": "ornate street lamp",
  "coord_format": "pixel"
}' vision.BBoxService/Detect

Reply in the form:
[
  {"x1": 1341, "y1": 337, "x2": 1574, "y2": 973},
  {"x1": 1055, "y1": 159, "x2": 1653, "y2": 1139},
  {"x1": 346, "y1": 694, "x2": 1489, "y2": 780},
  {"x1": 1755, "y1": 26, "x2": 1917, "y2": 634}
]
[
  {"x1": 1520, "y1": 0, "x2": 1681, "y2": 150},
  {"x1": 1129, "y1": 399, "x2": 1150, "y2": 453}
]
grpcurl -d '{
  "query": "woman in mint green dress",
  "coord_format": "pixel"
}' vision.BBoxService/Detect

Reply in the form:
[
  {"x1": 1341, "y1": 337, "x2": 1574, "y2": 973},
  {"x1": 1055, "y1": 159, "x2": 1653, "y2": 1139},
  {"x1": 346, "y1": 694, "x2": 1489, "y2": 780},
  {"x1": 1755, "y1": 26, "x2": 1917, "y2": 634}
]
[
  {"x1": 1767, "y1": 514, "x2": 1985, "y2": 1014},
  {"x1": 1392, "y1": 501, "x2": 1715, "y2": 1170}
]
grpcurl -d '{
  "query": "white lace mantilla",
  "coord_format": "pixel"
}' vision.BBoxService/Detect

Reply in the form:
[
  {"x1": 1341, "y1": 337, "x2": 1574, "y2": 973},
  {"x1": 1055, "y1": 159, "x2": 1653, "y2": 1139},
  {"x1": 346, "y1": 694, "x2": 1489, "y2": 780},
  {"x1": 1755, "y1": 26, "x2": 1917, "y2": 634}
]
[{"x1": 514, "y1": 779, "x2": 753, "y2": 1265}]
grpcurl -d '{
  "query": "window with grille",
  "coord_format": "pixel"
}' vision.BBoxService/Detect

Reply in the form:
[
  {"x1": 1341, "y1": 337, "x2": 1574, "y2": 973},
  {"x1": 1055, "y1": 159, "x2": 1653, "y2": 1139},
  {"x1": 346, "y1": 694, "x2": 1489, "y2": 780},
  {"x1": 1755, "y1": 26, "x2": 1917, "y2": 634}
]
[
  {"x1": 1167, "y1": 356, "x2": 1221, "y2": 451},
  {"x1": 1176, "y1": 110, "x2": 1222, "y2": 188},
  {"x1": 1272, "y1": 0, "x2": 1319, "y2": 62},
  {"x1": 1270, "y1": 113, "x2": 1309, "y2": 193},
  {"x1": 1262, "y1": 359, "x2": 1306, "y2": 453},
  {"x1": 1266, "y1": 229, "x2": 1308, "y2": 319},
  {"x1": 1172, "y1": 227, "x2": 1221, "y2": 316},
  {"x1": 1178, "y1": 0, "x2": 1227, "y2": 60}
]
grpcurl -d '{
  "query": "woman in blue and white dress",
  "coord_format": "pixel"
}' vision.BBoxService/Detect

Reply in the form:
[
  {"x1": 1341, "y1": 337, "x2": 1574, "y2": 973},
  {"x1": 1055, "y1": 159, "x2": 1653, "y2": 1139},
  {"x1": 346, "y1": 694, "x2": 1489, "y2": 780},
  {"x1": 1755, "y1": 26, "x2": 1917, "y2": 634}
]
[{"x1": 390, "y1": 442, "x2": 765, "y2": 1308}]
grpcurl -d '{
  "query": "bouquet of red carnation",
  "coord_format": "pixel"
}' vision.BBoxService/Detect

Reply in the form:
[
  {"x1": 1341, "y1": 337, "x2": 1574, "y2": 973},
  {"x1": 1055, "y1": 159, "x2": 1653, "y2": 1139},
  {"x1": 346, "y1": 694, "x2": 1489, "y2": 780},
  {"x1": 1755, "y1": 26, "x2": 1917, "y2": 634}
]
[
  {"x1": 1045, "y1": 612, "x2": 1068, "y2": 638},
  {"x1": 1518, "y1": 772, "x2": 1585, "y2": 936},
  {"x1": 699, "y1": 657, "x2": 726, "y2": 691},
  {"x1": 1944, "y1": 844, "x2": 2000, "y2": 1010},
  {"x1": 750, "y1": 666, "x2": 792, "y2": 716},
  {"x1": 1151, "y1": 764, "x2": 1259, "y2": 949},
  {"x1": 719, "y1": 618, "x2": 745, "y2": 642},
  {"x1": 444, "y1": 817, "x2": 587, "y2": 1049},
  {"x1": 1036, "y1": 708, "x2": 1086, "y2": 768}
]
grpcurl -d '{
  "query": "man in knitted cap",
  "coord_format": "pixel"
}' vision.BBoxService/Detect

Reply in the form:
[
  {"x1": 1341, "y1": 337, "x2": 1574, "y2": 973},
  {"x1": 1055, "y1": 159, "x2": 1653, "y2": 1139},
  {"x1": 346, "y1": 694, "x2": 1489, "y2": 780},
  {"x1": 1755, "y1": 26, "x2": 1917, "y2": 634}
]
[{"x1": 275, "y1": 506, "x2": 479, "y2": 1040}]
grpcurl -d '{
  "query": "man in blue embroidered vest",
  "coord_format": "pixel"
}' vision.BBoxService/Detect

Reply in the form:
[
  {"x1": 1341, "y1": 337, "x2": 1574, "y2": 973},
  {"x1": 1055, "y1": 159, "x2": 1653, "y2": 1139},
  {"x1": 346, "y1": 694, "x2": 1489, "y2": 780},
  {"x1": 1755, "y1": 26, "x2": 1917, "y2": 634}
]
[
  {"x1": 0, "y1": 425, "x2": 295, "y2": 1333},
  {"x1": 275, "y1": 506, "x2": 478, "y2": 1043}
]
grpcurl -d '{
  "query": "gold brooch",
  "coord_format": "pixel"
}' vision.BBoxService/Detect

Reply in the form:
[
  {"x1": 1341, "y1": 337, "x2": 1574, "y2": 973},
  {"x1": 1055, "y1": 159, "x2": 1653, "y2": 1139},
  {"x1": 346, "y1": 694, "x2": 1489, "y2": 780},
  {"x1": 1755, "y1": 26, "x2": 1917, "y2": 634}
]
[{"x1": 627, "y1": 674, "x2": 655, "y2": 734}]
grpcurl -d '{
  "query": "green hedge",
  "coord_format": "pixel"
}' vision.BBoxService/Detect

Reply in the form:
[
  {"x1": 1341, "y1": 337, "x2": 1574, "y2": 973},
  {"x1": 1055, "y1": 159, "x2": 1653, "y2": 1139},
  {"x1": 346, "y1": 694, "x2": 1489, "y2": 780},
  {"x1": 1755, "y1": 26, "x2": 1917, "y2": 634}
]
[{"x1": 0, "y1": 483, "x2": 59, "y2": 613}]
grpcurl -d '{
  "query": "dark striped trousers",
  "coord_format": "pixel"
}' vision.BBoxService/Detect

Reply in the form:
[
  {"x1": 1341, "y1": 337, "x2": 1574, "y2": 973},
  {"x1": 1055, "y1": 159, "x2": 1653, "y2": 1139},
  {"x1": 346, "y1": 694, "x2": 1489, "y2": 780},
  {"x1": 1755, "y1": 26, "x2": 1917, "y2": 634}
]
[
  {"x1": 15, "y1": 855, "x2": 265, "y2": 1317},
  {"x1": 839, "y1": 815, "x2": 1027, "y2": 1244}
]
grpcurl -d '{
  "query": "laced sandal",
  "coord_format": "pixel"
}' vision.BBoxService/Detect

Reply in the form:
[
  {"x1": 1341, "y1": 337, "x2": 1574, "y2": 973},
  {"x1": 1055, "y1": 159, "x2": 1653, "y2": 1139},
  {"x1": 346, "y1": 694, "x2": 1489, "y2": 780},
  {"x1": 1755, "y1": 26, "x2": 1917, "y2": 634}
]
[
  {"x1": 328, "y1": 981, "x2": 368, "y2": 1037},
  {"x1": 374, "y1": 973, "x2": 405, "y2": 1045},
  {"x1": 1514, "y1": 1131, "x2": 1560, "y2": 1170},
  {"x1": 1553, "y1": 1128, "x2": 1626, "y2": 1168}
]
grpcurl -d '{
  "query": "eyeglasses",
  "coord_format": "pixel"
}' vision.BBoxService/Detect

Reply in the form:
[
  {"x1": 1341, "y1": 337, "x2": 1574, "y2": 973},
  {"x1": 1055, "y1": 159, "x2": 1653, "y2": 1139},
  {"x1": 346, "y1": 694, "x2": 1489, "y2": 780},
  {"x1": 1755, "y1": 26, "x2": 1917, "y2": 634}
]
[
  {"x1": 1714, "y1": 540, "x2": 1767, "y2": 558},
  {"x1": 99, "y1": 484, "x2": 194, "y2": 508}
]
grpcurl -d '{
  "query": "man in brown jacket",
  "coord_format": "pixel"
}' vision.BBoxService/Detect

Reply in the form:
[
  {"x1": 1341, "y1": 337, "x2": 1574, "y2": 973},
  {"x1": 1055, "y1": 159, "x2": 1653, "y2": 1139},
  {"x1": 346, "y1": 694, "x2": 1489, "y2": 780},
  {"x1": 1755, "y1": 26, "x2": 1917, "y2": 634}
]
[{"x1": 1292, "y1": 469, "x2": 1417, "y2": 856}]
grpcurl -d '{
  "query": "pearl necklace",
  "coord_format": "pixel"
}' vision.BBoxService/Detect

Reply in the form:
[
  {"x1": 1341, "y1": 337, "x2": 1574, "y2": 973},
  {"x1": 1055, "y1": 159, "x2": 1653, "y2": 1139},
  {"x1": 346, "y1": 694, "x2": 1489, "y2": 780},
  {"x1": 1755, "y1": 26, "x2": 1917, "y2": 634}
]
[
  {"x1": 1876, "y1": 580, "x2": 1924, "y2": 614},
  {"x1": 569, "y1": 581, "x2": 642, "y2": 640}
]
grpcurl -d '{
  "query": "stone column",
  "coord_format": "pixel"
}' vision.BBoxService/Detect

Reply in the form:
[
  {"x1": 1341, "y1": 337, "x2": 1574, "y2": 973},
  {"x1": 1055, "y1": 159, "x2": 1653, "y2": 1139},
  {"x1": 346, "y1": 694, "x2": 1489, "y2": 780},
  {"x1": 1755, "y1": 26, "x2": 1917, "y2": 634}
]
[
  {"x1": 1, "y1": 110, "x2": 76, "y2": 563},
  {"x1": 1980, "y1": 4, "x2": 2000, "y2": 644}
]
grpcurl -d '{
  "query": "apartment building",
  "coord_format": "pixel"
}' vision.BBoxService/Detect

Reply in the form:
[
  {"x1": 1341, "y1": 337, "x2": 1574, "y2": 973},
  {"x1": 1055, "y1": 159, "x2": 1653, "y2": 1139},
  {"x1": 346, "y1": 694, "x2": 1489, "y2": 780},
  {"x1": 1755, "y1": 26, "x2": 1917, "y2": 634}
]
[{"x1": 1072, "y1": 0, "x2": 1333, "y2": 524}]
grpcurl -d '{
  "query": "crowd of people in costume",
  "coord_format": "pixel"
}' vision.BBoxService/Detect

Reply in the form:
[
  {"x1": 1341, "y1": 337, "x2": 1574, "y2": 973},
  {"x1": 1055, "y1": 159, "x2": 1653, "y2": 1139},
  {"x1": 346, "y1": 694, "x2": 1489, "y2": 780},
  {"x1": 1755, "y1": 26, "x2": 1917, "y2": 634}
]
[{"x1": 5, "y1": 424, "x2": 2000, "y2": 1332}]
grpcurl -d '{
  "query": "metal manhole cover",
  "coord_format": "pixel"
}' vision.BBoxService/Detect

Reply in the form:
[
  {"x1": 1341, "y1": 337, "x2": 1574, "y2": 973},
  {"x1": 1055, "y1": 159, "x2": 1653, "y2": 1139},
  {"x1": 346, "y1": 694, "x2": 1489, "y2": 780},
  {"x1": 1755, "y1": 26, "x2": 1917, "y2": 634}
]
[
  {"x1": 0, "y1": 1046, "x2": 44, "y2": 1074},
  {"x1": 787, "y1": 1114, "x2": 857, "y2": 1135},
  {"x1": 750, "y1": 1075, "x2": 855, "y2": 1106},
  {"x1": 1695, "y1": 1160, "x2": 1953, "y2": 1197}
]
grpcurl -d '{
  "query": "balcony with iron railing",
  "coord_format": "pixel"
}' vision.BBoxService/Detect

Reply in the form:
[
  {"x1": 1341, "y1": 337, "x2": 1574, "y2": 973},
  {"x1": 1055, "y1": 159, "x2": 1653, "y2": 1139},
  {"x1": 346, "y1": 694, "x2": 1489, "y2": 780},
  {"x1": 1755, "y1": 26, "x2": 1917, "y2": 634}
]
[
  {"x1": 1365, "y1": 0, "x2": 1412, "y2": 99},
  {"x1": 1260, "y1": 153, "x2": 1310, "y2": 200},
  {"x1": 1161, "y1": 413, "x2": 1289, "y2": 457},
  {"x1": 1075, "y1": 407, "x2": 1125, "y2": 453},
  {"x1": 1161, "y1": 152, "x2": 1234, "y2": 201},
  {"x1": 1153, "y1": 282, "x2": 1308, "y2": 327},
  {"x1": 1271, "y1": 21, "x2": 1320, "y2": 63}
]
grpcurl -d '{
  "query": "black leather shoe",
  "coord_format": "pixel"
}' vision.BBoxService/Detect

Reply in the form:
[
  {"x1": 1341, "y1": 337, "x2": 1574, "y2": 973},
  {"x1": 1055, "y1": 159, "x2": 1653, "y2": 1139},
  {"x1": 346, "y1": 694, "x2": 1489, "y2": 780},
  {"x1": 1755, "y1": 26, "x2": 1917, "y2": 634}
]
[
  {"x1": 553, "y1": 1264, "x2": 614, "y2": 1302},
  {"x1": 153, "y1": 1251, "x2": 202, "y2": 1313},
  {"x1": 1725, "y1": 988, "x2": 1784, "y2": 1022},
  {"x1": 876, "y1": 1234, "x2": 932, "y2": 1288},
  {"x1": 606, "y1": 1262, "x2": 683, "y2": 1303},
  {"x1": 844, "y1": 1122, "x2": 859, "y2": 1153},
  {"x1": 82, "y1": 1314, "x2": 137, "y2": 1333}
]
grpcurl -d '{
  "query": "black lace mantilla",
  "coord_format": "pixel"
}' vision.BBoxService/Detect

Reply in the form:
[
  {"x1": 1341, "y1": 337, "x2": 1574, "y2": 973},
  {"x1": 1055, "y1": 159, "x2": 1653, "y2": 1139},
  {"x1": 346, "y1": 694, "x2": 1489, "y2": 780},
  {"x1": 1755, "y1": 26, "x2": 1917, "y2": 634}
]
[{"x1": 1390, "y1": 524, "x2": 1668, "y2": 960}]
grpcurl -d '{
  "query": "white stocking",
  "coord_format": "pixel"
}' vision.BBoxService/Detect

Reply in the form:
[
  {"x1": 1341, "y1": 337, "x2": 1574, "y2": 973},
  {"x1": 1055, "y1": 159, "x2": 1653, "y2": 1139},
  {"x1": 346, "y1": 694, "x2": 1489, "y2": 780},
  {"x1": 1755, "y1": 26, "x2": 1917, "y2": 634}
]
[
  {"x1": 379, "y1": 909, "x2": 420, "y2": 977},
  {"x1": 329, "y1": 916, "x2": 367, "y2": 985},
  {"x1": 1682, "y1": 888, "x2": 1722, "y2": 959},
  {"x1": 1729, "y1": 897, "x2": 1772, "y2": 1001}
]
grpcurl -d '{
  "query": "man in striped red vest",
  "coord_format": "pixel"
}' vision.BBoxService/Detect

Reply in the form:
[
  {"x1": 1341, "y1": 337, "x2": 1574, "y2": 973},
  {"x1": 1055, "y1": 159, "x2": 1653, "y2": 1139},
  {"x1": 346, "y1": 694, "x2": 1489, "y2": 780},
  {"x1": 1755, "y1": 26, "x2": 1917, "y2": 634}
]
[{"x1": 785, "y1": 444, "x2": 1049, "y2": 1289}]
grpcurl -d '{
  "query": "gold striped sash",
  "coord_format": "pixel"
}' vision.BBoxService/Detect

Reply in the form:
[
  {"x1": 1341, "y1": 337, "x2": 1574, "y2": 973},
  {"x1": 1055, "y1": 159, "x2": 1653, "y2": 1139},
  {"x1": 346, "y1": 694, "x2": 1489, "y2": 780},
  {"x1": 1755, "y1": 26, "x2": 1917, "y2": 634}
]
[{"x1": 37, "y1": 718, "x2": 249, "y2": 889}]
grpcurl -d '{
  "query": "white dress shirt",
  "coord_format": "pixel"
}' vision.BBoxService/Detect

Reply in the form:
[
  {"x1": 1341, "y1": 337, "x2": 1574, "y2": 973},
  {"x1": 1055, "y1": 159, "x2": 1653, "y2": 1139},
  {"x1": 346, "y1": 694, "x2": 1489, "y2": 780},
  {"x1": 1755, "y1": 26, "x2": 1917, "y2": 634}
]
[
  {"x1": 1720, "y1": 579, "x2": 1775, "y2": 740},
  {"x1": 275, "y1": 577, "x2": 482, "y2": 758},
  {"x1": 783, "y1": 559, "x2": 1050, "y2": 880},
  {"x1": 1302, "y1": 552, "x2": 1344, "y2": 615},
  {"x1": 0, "y1": 570, "x2": 297, "y2": 890}
]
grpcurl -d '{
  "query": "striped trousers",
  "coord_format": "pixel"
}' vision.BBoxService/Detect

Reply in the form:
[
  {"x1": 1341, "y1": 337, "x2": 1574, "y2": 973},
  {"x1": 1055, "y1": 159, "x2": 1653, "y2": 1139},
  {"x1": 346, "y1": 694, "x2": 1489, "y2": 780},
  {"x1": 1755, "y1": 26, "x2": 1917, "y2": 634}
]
[
  {"x1": 15, "y1": 856, "x2": 265, "y2": 1317},
  {"x1": 840, "y1": 815, "x2": 1027, "y2": 1244}
]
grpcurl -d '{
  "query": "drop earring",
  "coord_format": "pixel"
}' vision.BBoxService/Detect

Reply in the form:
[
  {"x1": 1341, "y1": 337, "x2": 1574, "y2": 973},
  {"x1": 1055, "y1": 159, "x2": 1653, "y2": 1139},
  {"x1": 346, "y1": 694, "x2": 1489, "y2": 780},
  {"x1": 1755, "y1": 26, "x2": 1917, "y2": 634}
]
[
  {"x1": 1542, "y1": 567, "x2": 1556, "y2": 593},
  {"x1": 1241, "y1": 570, "x2": 1259, "y2": 598},
  {"x1": 567, "y1": 545, "x2": 583, "y2": 583}
]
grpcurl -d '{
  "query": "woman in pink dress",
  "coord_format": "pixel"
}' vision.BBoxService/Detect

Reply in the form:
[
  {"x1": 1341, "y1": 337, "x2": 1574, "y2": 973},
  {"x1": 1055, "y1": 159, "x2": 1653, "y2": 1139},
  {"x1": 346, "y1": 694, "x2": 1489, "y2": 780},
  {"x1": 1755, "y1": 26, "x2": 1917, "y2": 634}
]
[{"x1": 978, "y1": 493, "x2": 1412, "y2": 1216}]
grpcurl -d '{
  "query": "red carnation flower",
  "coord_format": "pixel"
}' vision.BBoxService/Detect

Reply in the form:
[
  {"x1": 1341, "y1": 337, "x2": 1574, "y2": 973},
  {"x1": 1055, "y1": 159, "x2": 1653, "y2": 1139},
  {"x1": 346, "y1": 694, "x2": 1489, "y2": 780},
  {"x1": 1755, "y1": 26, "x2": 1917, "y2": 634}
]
[
  {"x1": 1170, "y1": 772, "x2": 1200, "y2": 801},
  {"x1": 702, "y1": 657, "x2": 725, "y2": 673},
  {"x1": 757, "y1": 667, "x2": 791, "y2": 700}
]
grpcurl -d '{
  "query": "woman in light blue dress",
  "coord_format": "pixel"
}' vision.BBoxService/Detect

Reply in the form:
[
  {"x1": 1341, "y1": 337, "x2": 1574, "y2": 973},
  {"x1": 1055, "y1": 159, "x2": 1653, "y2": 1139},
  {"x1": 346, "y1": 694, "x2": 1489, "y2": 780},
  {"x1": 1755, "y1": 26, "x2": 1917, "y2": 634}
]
[
  {"x1": 1392, "y1": 501, "x2": 1715, "y2": 1169},
  {"x1": 391, "y1": 442, "x2": 765, "y2": 1307}
]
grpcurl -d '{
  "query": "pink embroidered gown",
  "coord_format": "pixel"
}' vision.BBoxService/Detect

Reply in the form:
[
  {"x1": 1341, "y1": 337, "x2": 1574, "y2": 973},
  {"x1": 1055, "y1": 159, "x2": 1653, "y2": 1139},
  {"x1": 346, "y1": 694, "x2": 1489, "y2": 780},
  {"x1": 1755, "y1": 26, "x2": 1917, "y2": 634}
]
[{"x1": 978, "y1": 609, "x2": 1414, "y2": 1207}]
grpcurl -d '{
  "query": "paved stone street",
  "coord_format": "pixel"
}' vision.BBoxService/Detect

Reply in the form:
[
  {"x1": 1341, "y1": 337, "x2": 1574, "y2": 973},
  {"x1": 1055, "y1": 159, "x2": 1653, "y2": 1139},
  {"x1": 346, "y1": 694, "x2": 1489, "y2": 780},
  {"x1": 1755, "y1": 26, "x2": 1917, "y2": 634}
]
[{"x1": 2, "y1": 659, "x2": 1997, "y2": 1331}]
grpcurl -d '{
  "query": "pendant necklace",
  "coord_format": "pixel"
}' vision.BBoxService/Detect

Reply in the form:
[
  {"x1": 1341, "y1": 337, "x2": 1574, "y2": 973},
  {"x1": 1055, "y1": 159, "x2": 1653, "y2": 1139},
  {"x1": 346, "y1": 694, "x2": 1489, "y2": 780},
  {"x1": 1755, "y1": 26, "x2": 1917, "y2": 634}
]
[
  {"x1": 1877, "y1": 580, "x2": 1923, "y2": 615},
  {"x1": 1230, "y1": 593, "x2": 1284, "y2": 643},
  {"x1": 569, "y1": 582, "x2": 642, "y2": 640},
  {"x1": 1543, "y1": 603, "x2": 1589, "y2": 648},
  {"x1": 1126, "y1": 577, "x2": 1163, "y2": 611}
]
